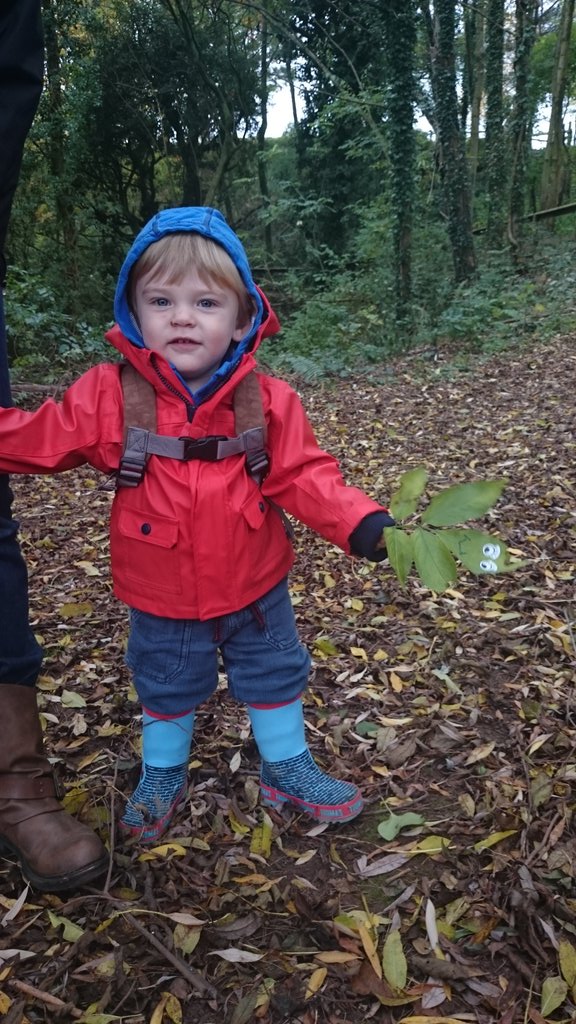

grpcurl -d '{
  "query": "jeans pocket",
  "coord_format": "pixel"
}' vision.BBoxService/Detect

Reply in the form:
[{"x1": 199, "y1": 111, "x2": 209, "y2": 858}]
[
  {"x1": 255, "y1": 579, "x2": 301, "y2": 652},
  {"x1": 126, "y1": 609, "x2": 190, "y2": 684}
]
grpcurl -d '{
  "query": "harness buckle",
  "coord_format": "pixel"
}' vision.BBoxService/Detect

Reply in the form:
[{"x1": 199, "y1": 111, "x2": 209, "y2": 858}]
[{"x1": 180, "y1": 436, "x2": 228, "y2": 461}]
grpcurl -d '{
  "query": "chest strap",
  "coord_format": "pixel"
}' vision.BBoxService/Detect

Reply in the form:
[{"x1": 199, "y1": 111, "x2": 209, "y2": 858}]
[{"x1": 119, "y1": 424, "x2": 268, "y2": 489}]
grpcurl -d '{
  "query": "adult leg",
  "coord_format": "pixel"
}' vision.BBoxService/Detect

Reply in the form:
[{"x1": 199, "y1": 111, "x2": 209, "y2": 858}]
[{"x1": 0, "y1": 297, "x2": 109, "y2": 890}]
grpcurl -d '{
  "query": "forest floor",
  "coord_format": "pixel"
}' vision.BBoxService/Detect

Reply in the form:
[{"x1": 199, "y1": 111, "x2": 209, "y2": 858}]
[{"x1": 1, "y1": 335, "x2": 575, "y2": 1024}]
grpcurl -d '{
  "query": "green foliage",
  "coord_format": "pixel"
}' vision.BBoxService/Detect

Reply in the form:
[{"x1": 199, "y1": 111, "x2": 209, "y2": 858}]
[
  {"x1": 383, "y1": 469, "x2": 521, "y2": 593},
  {"x1": 431, "y1": 243, "x2": 576, "y2": 354},
  {"x1": 4, "y1": 271, "x2": 108, "y2": 382}
]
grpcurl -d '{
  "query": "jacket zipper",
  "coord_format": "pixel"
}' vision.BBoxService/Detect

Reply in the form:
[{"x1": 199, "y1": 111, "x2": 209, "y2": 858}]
[{"x1": 152, "y1": 358, "x2": 196, "y2": 422}]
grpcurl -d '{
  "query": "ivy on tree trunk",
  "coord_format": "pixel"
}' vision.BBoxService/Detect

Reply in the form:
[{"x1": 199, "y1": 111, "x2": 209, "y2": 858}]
[{"x1": 422, "y1": 0, "x2": 477, "y2": 283}]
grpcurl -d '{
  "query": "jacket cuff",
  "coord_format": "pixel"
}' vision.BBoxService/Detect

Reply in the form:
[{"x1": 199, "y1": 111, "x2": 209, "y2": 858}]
[{"x1": 349, "y1": 510, "x2": 395, "y2": 562}]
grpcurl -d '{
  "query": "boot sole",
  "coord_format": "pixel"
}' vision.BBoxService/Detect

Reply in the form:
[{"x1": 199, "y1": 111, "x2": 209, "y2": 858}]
[
  {"x1": 0, "y1": 837, "x2": 109, "y2": 893},
  {"x1": 260, "y1": 782, "x2": 364, "y2": 821}
]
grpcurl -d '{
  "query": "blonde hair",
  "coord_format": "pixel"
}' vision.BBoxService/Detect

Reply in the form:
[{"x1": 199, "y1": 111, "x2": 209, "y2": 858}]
[{"x1": 129, "y1": 233, "x2": 255, "y2": 323}]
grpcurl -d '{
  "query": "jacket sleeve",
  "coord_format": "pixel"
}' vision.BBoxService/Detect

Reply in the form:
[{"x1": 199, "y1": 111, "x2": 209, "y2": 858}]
[
  {"x1": 0, "y1": 364, "x2": 124, "y2": 475},
  {"x1": 260, "y1": 378, "x2": 387, "y2": 553}
]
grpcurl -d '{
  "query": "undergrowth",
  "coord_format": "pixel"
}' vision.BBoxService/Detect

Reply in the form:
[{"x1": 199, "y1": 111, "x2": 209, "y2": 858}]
[{"x1": 4, "y1": 225, "x2": 576, "y2": 383}]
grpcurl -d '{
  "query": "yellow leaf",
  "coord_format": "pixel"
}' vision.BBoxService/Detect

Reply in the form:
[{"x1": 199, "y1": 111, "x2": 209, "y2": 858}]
[
  {"x1": 350, "y1": 646, "x2": 368, "y2": 661},
  {"x1": 411, "y1": 835, "x2": 451, "y2": 855},
  {"x1": 138, "y1": 843, "x2": 187, "y2": 861},
  {"x1": 464, "y1": 741, "x2": 495, "y2": 765},
  {"x1": 173, "y1": 924, "x2": 202, "y2": 956},
  {"x1": 164, "y1": 993, "x2": 182, "y2": 1024},
  {"x1": 47, "y1": 911, "x2": 84, "y2": 942},
  {"x1": 315, "y1": 951, "x2": 361, "y2": 963},
  {"x1": 350, "y1": 598, "x2": 364, "y2": 611},
  {"x1": 250, "y1": 822, "x2": 272, "y2": 858},
  {"x1": 400, "y1": 1018, "x2": 473, "y2": 1023},
  {"x1": 0, "y1": 993, "x2": 12, "y2": 1013},
  {"x1": 305, "y1": 967, "x2": 327, "y2": 999},
  {"x1": 527, "y1": 733, "x2": 553, "y2": 755},
  {"x1": 359, "y1": 923, "x2": 382, "y2": 979},
  {"x1": 389, "y1": 671, "x2": 403, "y2": 692},
  {"x1": 74, "y1": 560, "x2": 101, "y2": 576},
  {"x1": 231, "y1": 873, "x2": 284, "y2": 891},
  {"x1": 458, "y1": 793, "x2": 475, "y2": 818},
  {"x1": 295, "y1": 850, "x2": 317, "y2": 866},
  {"x1": 150, "y1": 994, "x2": 168, "y2": 1024},
  {"x1": 473, "y1": 829, "x2": 517, "y2": 852},
  {"x1": 59, "y1": 601, "x2": 94, "y2": 618}
]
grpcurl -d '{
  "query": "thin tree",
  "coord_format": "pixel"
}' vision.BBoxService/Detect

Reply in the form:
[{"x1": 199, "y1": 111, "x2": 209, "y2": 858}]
[
  {"x1": 384, "y1": 0, "x2": 417, "y2": 324},
  {"x1": 466, "y1": 0, "x2": 487, "y2": 203},
  {"x1": 485, "y1": 0, "x2": 506, "y2": 246},
  {"x1": 421, "y1": 0, "x2": 477, "y2": 282},
  {"x1": 508, "y1": 0, "x2": 539, "y2": 250},
  {"x1": 540, "y1": 0, "x2": 575, "y2": 210}
]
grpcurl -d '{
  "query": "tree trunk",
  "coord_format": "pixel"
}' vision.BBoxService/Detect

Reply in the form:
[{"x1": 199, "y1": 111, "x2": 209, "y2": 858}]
[
  {"x1": 424, "y1": 0, "x2": 477, "y2": 282},
  {"x1": 257, "y1": 13, "x2": 273, "y2": 257},
  {"x1": 468, "y1": 0, "x2": 487, "y2": 202},
  {"x1": 485, "y1": 0, "x2": 506, "y2": 247},
  {"x1": 508, "y1": 0, "x2": 539, "y2": 250},
  {"x1": 384, "y1": 0, "x2": 417, "y2": 325},
  {"x1": 540, "y1": 0, "x2": 575, "y2": 210}
]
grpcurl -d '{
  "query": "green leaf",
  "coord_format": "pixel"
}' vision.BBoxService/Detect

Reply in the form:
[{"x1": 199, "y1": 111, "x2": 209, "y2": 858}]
[
  {"x1": 441, "y1": 528, "x2": 514, "y2": 575},
  {"x1": 559, "y1": 939, "x2": 576, "y2": 988},
  {"x1": 412, "y1": 528, "x2": 458, "y2": 592},
  {"x1": 381, "y1": 929, "x2": 407, "y2": 991},
  {"x1": 383, "y1": 527, "x2": 414, "y2": 586},
  {"x1": 377, "y1": 811, "x2": 425, "y2": 841},
  {"x1": 540, "y1": 975, "x2": 568, "y2": 1016},
  {"x1": 390, "y1": 467, "x2": 428, "y2": 520},
  {"x1": 421, "y1": 479, "x2": 507, "y2": 527}
]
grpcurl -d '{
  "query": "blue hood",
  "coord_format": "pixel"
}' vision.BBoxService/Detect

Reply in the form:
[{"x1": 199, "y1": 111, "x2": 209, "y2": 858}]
[{"x1": 113, "y1": 207, "x2": 265, "y2": 399}]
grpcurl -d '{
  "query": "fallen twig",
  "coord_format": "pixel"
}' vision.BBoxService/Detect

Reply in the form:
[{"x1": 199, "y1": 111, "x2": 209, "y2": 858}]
[
  {"x1": 8, "y1": 977, "x2": 84, "y2": 1019},
  {"x1": 125, "y1": 912, "x2": 218, "y2": 999}
]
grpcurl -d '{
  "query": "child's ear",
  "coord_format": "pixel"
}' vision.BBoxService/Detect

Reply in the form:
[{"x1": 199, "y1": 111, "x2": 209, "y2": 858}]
[{"x1": 232, "y1": 313, "x2": 253, "y2": 342}]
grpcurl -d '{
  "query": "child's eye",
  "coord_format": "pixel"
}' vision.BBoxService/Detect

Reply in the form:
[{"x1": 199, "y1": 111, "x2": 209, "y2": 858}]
[
  {"x1": 152, "y1": 297, "x2": 170, "y2": 307},
  {"x1": 199, "y1": 298, "x2": 216, "y2": 309}
]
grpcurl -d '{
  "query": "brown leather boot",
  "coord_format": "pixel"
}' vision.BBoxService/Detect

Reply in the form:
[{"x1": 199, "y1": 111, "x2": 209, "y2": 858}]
[{"x1": 0, "y1": 684, "x2": 109, "y2": 891}]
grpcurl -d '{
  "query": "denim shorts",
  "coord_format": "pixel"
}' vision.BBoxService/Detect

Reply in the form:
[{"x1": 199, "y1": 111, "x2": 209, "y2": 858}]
[{"x1": 125, "y1": 577, "x2": 311, "y2": 715}]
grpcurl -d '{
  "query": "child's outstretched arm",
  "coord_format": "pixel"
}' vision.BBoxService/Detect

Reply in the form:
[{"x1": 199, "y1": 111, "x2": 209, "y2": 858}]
[
  {"x1": 260, "y1": 378, "x2": 393, "y2": 555},
  {"x1": 0, "y1": 364, "x2": 122, "y2": 476}
]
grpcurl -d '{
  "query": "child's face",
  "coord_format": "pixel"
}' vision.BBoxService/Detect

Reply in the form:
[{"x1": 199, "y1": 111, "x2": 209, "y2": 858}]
[{"x1": 133, "y1": 268, "x2": 251, "y2": 389}]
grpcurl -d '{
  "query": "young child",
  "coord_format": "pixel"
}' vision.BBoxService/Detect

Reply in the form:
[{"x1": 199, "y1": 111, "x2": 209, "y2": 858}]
[{"x1": 0, "y1": 207, "x2": 393, "y2": 843}]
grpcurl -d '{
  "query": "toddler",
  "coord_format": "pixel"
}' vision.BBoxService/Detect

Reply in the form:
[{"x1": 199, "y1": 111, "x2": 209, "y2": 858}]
[{"x1": 0, "y1": 207, "x2": 393, "y2": 842}]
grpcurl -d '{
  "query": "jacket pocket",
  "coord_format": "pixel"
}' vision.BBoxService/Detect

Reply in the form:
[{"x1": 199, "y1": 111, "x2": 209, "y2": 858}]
[
  {"x1": 240, "y1": 488, "x2": 268, "y2": 530},
  {"x1": 115, "y1": 508, "x2": 182, "y2": 595}
]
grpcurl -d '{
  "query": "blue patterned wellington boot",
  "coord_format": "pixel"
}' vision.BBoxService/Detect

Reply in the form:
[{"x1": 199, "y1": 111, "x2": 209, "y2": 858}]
[
  {"x1": 120, "y1": 710, "x2": 194, "y2": 844},
  {"x1": 248, "y1": 701, "x2": 364, "y2": 823}
]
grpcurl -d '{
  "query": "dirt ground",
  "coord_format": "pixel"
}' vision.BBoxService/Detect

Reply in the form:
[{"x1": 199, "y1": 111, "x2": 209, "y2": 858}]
[{"x1": 1, "y1": 335, "x2": 575, "y2": 1024}]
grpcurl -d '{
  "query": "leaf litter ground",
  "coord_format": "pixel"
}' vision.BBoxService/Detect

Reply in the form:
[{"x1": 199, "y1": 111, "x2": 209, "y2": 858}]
[{"x1": 1, "y1": 336, "x2": 575, "y2": 1024}]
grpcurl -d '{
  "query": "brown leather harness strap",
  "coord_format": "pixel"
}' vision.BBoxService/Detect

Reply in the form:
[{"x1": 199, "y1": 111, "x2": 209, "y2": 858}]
[{"x1": 117, "y1": 365, "x2": 270, "y2": 489}]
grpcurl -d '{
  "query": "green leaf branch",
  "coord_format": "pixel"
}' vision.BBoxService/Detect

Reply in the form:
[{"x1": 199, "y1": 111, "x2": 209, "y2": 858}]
[{"x1": 381, "y1": 468, "x2": 524, "y2": 593}]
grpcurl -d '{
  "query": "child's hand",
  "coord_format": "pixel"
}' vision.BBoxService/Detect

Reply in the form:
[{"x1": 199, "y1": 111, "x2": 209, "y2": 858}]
[{"x1": 349, "y1": 510, "x2": 396, "y2": 562}]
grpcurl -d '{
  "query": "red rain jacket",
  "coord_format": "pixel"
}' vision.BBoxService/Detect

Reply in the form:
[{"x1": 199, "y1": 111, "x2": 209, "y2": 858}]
[{"x1": 0, "y1": 309, "x2": 385, "y2": 619}]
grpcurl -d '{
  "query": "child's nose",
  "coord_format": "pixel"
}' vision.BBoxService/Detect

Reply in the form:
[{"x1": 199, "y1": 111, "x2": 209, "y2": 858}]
[{"x1": 171, "y1": 303, "x2": 196, "y2": 325}]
